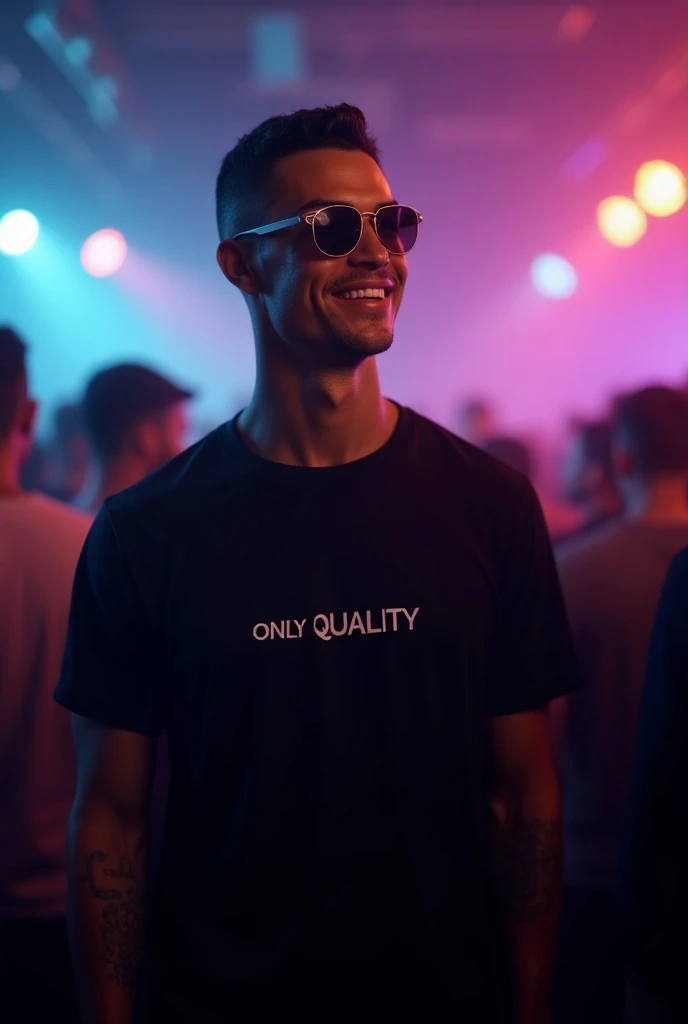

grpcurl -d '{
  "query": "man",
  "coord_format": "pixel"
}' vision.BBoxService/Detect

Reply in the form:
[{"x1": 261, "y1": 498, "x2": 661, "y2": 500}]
[
  {"x1": 75, "y1": 362, "x2": 193, "y2": 513},
  {"x1": 560, "y1": 418, "x2": 622, "y2": 537},
  {"x1": 483, "y1": 436, "x2": 581, "y2": 543},
  {"x1": 0, "y1": 327, "x2": 91, "y2": 1022},
  {"x1": 55, "y1": 104, "x2": 579, "y2": 1024},
  {"x1": 619, "y1": 546, "x2": 688, "y2": 1024},
  {"x1": 45, "y1": 403, "x2": 90, "y2": 504},
  {"x1": 551, "y1": 386, "x2": 688, "y2": 1024},
  {"x1": 458, "y1": 396, "x2": 498, "y2": 447}
]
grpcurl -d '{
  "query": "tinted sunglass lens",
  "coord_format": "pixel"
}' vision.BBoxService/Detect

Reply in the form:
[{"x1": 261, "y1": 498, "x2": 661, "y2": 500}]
[
  {"x1": 313, "y1": 206, "x2": 362, "y2": 256},
  {"x1": 377, "y1": 206, "x2": 418, "y2": 254}
]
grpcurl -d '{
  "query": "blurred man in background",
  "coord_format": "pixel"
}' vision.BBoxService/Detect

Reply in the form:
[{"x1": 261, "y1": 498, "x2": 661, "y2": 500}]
[
  {"x1": 457, "y1": 396, "x2": 498, "y2": 447},
  {"x1": 561, "y1": 419, "x2": 622, "y2": 537},
  {"x1": 76, "y1": 362, "x2": 194, "y2": 514},
  {"x1": 619, "y1": 545, "x2": 688, "y2": 1024},
  {"x1": 482, "y1": 435, "x2": 533, "y2": 478},
  {"x1": 45, "y1": 403, "x2": 90, "y2": 504},
  {"x1": 550, "y1": 386, "x2": 688, "y2": 1024},
  {"x1": 483, "y1": 435, "x2": 581, "y2": 543},
  {"x1": 0, "y1": 326, "x2": 91, "y2": 1023}
]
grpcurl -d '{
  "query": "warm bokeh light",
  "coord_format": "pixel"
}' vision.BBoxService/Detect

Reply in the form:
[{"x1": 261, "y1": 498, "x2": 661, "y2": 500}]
[
  {"x1": 596, "y1": 196, "x2": 647, "y2": 248},
  {"x1": 634, "y1": 160, "x2": 687, "y2": 218},
  {"x1": 80, "y1": 228, "x2": 128, "y2": 277},
  {"x1": 0, "y1": 209, "x2": 40, "y2": 255},
  {"x1": 531, "y1": 253, "x2": 578, "y2": 299},
  {"x1": 558, "y1": 6, "x2": 597, "y2": 42}
]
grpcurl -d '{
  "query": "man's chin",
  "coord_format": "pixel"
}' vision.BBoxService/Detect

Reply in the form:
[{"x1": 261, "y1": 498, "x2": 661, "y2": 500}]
[{"x1": 332, "y1": 328, "x2": 394, "y2": 360}]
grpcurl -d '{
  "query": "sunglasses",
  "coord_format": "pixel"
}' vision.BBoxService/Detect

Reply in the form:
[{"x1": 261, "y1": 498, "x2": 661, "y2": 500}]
[{"x1": 233, "y1": 204, "x2": 422, "y2": 258}]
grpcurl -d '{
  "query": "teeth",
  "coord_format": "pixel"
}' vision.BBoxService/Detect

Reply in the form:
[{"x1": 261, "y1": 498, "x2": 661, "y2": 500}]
[{"x1": 337, "y1": 288, "x2": 386, "y2": 299}]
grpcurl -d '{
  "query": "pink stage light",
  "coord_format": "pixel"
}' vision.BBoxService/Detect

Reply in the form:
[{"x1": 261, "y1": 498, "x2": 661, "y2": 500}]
[{"x1": 80, "y1": 228, "x2": 128, "y2": 277}]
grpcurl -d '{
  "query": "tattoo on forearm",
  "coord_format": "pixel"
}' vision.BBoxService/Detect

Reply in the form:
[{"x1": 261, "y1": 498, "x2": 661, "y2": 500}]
[
  {"x1": 491, "y1": 819, "x2": 561, "y2": 923},
  {"x1": 78, "y1": 850, "x2": 145, "y2": 995}
]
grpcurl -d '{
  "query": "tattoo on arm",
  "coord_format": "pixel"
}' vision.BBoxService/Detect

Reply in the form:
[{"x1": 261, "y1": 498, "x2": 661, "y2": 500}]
[
  {"x1": 491, "y1": 819, "x2": 561, "y2": 922},
  {"x1": 78, "y1": 850, "x2": 145, "y2": 996}
]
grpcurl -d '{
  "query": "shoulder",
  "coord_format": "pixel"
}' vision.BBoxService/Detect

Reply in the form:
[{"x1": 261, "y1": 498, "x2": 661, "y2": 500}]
[
  {"x1": 404, "y1": 407, "x2": 532, "y2": 500},
  {"x1": 105, "y1": 425, "x2": 229, "y2": 526},
  {"x1": 668, "y1": 545, "x2": 688, "y2": 580},
  {"x1": 12, "y1": 493, "x2": 91, "y2": 535},
  {"x1": 659, "y1": 545, "x2": 688, "y2": 615}
]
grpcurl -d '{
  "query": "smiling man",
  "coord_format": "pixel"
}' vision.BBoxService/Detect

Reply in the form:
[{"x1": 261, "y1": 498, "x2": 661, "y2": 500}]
[{"x1": 54, "y1": 104, "x2": 579, "y2": 1024}]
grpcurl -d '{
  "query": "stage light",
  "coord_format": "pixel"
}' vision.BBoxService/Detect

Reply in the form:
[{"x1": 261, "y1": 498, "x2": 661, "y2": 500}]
[
  {"x1": 64, "y1": 36, "x2": 93, "y2": 67},
  {"x1": 81, "y1": 229, "x2": 127, "y2": 277},
  {"x1": 597, "y1": 196, "x2": 647, "y2": 248},
  {"x1": 531, "y1": 254, "x2": 578, "y2": 300},
  {"x1": 0, "y1": 210, "x2": 39, "y2": 255},
  {"x1": 634, "y1": 160, "x2": 687, "y2": 218}
]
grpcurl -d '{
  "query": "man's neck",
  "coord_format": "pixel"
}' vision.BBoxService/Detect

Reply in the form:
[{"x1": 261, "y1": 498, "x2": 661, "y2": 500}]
[
  {"x1": 238, "y1": 356, "x2": 398, "y2": 467},
  {"x1": 0, "y1": 449, "x2": 22, "y2": 497},
  {"x1": 625, "y1": 477, "x2": 688, "y2": 526}
]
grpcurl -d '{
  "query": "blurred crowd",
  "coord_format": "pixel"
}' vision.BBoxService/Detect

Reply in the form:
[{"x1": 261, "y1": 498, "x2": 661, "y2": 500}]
[{"x1": 3, "y1": 321, "x2": 688, "y2": 1022}]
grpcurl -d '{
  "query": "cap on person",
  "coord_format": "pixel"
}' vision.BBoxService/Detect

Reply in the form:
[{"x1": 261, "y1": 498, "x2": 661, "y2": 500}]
[{"x1": 81, "y1": 363, "x2": 194, "y2": 461}]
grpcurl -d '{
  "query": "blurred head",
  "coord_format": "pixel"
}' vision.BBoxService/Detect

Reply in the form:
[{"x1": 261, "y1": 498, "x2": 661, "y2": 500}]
[
  {"x1": 483, "y1": 436, "x2": 534, "y2": 480},
  {"x1": 0, "y1": 326, "x2": 36, "y2": 477},
  {"x1": 50, "y1": 401, "x2": 90, "y2": 491},
  {"x1": 561, "y1": 420, "x2": 616, "y2": 507},
  {"x1": 215, "y1": 104, "x2": 413, "y2": 369},
  {"x1": 81, "y1": 364, "x2": 193, "y2": 474},
  {"x1": 613, "y1": 386, "x2": 688, "y2": 497},
  {"x1": 459, "y1": 398, "x2": 497, "y2": 446}
]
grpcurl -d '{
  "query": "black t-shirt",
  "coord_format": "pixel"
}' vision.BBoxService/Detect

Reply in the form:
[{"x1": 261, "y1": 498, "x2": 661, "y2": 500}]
[
  {"x1": 55, "y1": 406, "x2": 579, "y2": 1023},
  {"x1": 619, "y1": 546, "x2": 688, "y2": 1010}
]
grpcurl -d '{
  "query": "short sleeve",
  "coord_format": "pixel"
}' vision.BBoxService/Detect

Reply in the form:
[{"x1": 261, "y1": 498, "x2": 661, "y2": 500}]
[
  {"x1": 488, "y1": 478, "x2": 581, "y2": 717},
  {"x1": 53, "y1": 504, "x2": 164, "y2": 737}
]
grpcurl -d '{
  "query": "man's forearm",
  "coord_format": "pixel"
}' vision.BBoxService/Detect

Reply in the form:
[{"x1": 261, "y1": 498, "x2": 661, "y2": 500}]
[
  {"x1": 489, "y1": 783, "x2": 562, "y2": 1024},
  {"x1": 67, "y1": 812, "x2": 147, "y2": 1024}
]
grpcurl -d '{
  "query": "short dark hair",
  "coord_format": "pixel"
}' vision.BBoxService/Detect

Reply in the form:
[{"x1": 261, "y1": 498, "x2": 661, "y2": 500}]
[
  {"x1": 0, "y1": 326, "x2": 28, "y2": 441},
  {"x1": 81, "y1": 363, "x2": 194, "y2": 462},
  {"x1": 614, "y1": 385, "x2": 688, "y2": 477},
  {"x1": 576, "y1": 420, "x2": 615, "y2": 481},
  {"x1": 215, "y1": 103, "x2": 381, "y2": 240}
]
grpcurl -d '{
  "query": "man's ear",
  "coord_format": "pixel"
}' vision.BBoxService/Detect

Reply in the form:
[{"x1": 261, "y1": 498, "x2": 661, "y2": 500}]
[{"x1": 216, "y1": 240, "x2": 261, "y2": 296}]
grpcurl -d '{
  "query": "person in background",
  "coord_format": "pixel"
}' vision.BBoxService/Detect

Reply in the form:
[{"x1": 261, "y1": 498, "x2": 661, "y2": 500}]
[
  {"x1": 457, "y1": 396, "x2": 498, "y2": 447},
  {"x1": 76, "y1": 362, "x2": 194, "y2": 514},
  {"x1": 45, "y1": 403, "x2": 90, "y2": 504},
  {"x1": 560, "y1": 419, "x2": 622, "y2": 537},
  {"x1": 20, "y1": 438, "x2": 50, "y2": 493},
  {"x1": 55, "y1": 103, "x2": 578, "y2": 1024},
  {"x1": 550, "y1": 386, "x2": 688, "y2": 1024},
  {"x1": 0, "y1": 326, "x2": 91, "y2": 1023},
  {"x1": 482, "y1": 435, "x2": 533, "y2": 479},
  {"x1": 619, "y1": 545, "x2": 688, "y2": 1024},
  {"x1": 483, "y1": 435, "x2": 581, "y2": 543}
]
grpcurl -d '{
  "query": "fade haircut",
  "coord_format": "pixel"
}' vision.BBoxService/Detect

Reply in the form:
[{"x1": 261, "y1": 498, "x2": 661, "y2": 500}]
[
  {"x1": 215, "y1": 103, "x2": 381, "y2": 241},
  {"x1": 614, "y1": 385, "x2": 688, "y2": 477},
  {"x1": 0, "y1": 327, "x2": 28, "y2": 441}
]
